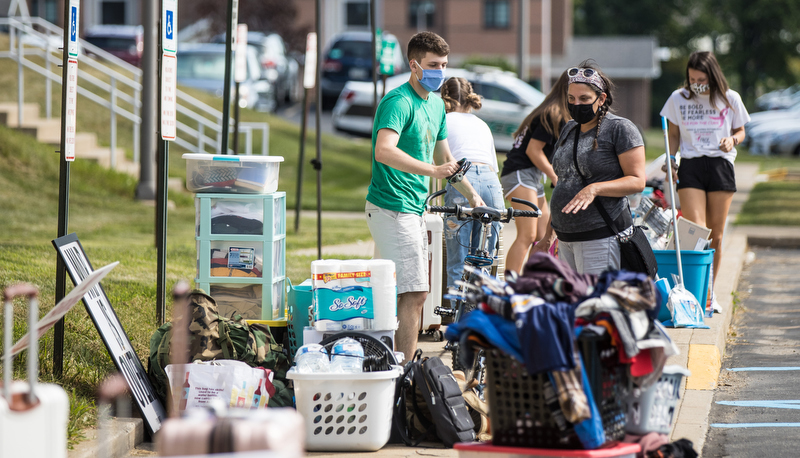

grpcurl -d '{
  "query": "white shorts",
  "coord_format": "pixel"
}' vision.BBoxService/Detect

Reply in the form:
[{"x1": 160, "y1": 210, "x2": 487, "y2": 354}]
[
  {"x1": 365, "y1": 201, "x2": 428, "y2": 294},
  {"x1": 557, "y1": 234, "x2": 621, "y2": 276}
]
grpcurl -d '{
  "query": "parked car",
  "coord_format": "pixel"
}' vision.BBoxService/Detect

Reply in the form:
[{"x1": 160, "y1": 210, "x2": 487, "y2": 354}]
[
  {"x1": 321, "y1": 31, "x2": 406, "y2": 108},
  {"x1": 745, "y1": 118, "x2": 800, "y2": 155},
  {"x1": 769, "y1": 129, "x2": 800, "y2": 156},
  {"x1": 332, "y1": 67, "x2": 546, "y2": 151},
  {"x1": 213, "y1": 31, "x2": 299, "y2": 106},
  {"x1": 84, "y1": 25, "x2": 143, "y2": 66},
  {"x1": 176, "y1": 43, "x2": 275, "y2": 112},
  {"x1": 755, "y1": 85, "x2": 800, "y2": 111}
]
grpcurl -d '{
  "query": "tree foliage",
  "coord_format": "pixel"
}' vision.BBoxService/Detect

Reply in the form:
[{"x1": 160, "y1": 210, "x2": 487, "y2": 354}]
[{"x1": 574, "y1": 0, "x2": 800, "y2": 107}]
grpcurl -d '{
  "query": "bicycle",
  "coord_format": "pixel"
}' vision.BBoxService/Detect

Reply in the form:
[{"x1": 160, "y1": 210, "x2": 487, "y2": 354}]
[{"x1": 424, "y1": 188, "x2": 541, "y2": 383}]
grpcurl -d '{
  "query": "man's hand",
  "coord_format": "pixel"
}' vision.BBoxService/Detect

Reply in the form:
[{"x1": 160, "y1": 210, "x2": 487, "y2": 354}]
[
  {"x1": 432, "y1": 161, "x2": 460, "y2": 179},
  {"x1": 469, "y1": 195, "x2": 486, "y2": 208}
]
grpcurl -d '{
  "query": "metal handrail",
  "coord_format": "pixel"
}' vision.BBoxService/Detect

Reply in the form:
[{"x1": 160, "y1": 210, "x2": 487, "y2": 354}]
[{"x1": 0, "y1": 16, "x2": 270, "y2": 169}]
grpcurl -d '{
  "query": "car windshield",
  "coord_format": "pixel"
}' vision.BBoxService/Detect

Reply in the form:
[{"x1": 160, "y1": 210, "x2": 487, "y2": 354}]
[
  {"x1": 177, "y1": 52, "x2": 226, "y2": 80},
  {"x1": 328, "y1": 40, "x2": 371, "y2": 60},
  {"x1": 86, "y1": 36, "x2": 135, "y2": 51}
]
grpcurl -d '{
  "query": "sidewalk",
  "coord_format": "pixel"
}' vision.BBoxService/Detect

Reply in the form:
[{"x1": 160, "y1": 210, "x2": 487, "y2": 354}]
[{"x1": 82, "y1": 162, "x2": 795, "y2": 458}]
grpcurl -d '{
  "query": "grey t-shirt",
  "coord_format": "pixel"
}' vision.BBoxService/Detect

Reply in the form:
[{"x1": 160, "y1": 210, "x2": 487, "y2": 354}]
[{"x1": 550, "y1": 113, "x2": 644, "y2": 236}]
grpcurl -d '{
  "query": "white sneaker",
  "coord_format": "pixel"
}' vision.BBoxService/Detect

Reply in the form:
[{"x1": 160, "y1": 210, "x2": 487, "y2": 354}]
[{"x1": 711, "y1": 292, "x2": 722, "y2": 313}]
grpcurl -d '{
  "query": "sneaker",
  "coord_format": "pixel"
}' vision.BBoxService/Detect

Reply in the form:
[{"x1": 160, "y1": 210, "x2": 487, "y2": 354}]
[{"x1": 711, "y1": 292, "x2": 722, "y2": 313}]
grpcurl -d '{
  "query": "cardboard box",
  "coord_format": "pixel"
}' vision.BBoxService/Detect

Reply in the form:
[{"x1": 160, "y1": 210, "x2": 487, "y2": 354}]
[{"x1": 667, "y1": 216, "x2": 712, "y2": 251}]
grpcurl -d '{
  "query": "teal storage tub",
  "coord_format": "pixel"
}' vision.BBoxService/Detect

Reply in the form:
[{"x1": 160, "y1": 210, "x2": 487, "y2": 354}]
[
  {"x1": 653, "y1": 249, "x2": 714, "y2": 321},
  {"x1": 287, "y1": 279, "x2": 312, "y2": 357}
]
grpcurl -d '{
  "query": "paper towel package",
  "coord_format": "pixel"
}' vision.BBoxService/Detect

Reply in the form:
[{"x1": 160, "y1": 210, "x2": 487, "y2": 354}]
[{"x1": 311, "y1": 259, "x2": 397, "y2": 331}]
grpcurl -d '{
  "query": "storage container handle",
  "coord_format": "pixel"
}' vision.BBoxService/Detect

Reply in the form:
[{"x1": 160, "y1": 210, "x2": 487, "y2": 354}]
[{"x1": 3, "y1": 283, "x2": 39, "y2": 406}]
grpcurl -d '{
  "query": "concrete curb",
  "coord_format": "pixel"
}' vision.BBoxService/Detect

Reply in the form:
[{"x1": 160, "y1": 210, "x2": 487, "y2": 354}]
[
  {"x1": 68, "y1": 417, "x2": 144, "y2": 458},
  {"x1": 667, "y1": 231, "x2": 746, "y2": 455}
]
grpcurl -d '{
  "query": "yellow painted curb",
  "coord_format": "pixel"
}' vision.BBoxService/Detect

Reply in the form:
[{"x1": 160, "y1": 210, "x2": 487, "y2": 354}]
[{"x1": 686, "y1": 344, "x2": 721, "y2": 390}]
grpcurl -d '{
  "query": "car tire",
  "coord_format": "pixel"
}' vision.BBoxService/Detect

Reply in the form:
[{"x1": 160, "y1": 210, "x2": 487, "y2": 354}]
[{"x1": 793, "y1": 144, "x2": 800, "y2": 157}]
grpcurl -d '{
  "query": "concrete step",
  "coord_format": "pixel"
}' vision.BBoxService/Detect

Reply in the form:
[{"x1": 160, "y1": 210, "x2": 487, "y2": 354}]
[
  {"x1": 0, "y1": 102, "x2": 40, "y2": 126},
  {"x1": 83, "y1": 147, "x2": 129, "y2": 168},
  {"x1": 15, "y1": 117, "x2": 64, "y2": 144}
]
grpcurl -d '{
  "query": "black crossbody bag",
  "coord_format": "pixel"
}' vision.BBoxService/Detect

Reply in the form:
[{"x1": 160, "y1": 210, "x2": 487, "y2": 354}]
[{"x1": 570, "y1": 127, "x2": 658, "y2": 277}]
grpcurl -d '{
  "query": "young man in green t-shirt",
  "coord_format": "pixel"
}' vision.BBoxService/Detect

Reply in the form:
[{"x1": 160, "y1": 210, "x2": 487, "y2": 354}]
[{"x1": 365, "y1": 31, "x2": 483, "y2": 361}]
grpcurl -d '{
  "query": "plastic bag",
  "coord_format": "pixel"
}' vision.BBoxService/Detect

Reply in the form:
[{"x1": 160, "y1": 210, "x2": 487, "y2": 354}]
[{"x1": 668, "y1": 285, "x2": 707, "y2": 328}]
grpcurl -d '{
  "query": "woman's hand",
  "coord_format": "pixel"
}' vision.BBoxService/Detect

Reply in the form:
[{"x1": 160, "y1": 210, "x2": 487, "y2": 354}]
[
  {"x1": 530, "y1": 239, "x2": 551, "y2": 254},
  {"x1": 719, "y1": 136, "x2": 735, "y2": 153},
  {"x1": 562, "y1": 184, "x2": 598, "y2": 214}
]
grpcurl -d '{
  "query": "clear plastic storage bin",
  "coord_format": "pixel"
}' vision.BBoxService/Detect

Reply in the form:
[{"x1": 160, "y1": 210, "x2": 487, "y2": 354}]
[{"x1": 183, "y1": 153, "x2": 283, "y2": 194}]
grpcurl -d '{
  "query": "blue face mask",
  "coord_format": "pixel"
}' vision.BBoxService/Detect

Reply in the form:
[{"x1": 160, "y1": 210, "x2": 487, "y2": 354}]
[{"x1": 412, "y1": 60, "x2": 445, "y2": 92}]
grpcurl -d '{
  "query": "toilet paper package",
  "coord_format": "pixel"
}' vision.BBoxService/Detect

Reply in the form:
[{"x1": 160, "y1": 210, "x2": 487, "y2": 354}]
[{"x1": 311, "y1": 259, "x2": 397, "y2": 331}]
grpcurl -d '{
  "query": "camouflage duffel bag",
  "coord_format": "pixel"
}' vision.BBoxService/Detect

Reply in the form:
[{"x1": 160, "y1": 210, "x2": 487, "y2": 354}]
[{"x1": 147, "y1": 290, "x2": 292, "y2": 407}]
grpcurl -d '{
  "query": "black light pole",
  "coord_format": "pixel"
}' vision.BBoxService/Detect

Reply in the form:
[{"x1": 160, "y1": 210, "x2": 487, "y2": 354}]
[
  {"x1": 371, "y1": 0, "x2": 377, "y2": 117},
  {"x1": 221, "y1": 0, "x2": 238, "y2": 154},
  {"x1": 53, "y1": 0, "x2": 75, "y2": 378},
  {"x1": 232, "y1": 82, "x2": 241, "y2": 154},
  {"x1": 313, "y1": 0, "x2": 323, "y2": 259},
  {"x1": 295, "y1": 84, "x2": 308, "y2": 233}
]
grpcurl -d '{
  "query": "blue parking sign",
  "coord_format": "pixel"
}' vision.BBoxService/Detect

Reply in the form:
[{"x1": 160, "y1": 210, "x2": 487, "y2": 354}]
[
  {"x1": 166, "y1": 10, "x2": 173, "y2": 40},
  {"x1": 70, "y1": 7, "x2": 77, "y2": 42}
]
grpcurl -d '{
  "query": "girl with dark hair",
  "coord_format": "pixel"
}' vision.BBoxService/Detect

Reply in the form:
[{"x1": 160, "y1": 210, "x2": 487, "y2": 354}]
[
  {"x1": 439, "y1": 77, "x2": 504, "y2": 297},
  {"x1": 533, "y1": 61, "x2": 646, "y2": 275},
  {"x1": 660, "y1": 51, "x2": 749, "y2": 311},
  {"x1": 500, "y1": 71, "x2": 570, "y2": 274}
]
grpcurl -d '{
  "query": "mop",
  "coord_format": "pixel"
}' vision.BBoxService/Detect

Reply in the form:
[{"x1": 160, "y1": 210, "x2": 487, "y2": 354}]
[{"x1": 661, "y1": 116, "x2": 707, "y2": 328}]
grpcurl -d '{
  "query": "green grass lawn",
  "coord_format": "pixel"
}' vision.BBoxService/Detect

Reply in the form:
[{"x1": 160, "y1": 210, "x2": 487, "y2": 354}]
[
  {"x1": 737, "y1": 180, "x2": 800, "y2": 226},
  {"x1": 0, "y1": 117, "x2": 370, "y2": 446}
]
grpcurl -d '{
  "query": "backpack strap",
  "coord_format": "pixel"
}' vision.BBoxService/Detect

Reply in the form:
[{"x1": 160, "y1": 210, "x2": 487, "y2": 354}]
[
  {"x1": 217, "y1": 320, "x2": 237, "y2": 360},
  {"x1": 392, "y1": 349, "x2": 436, "y2": 446}
]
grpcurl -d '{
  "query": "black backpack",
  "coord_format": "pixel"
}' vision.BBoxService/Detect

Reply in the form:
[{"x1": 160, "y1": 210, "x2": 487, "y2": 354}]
[{"x1": 392, "y1": 349, "x2": 476, "y2": 447}]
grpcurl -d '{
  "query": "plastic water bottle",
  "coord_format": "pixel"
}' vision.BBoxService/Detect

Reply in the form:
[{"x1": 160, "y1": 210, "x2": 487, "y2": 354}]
[
  {"x1": 294, "y1": 344, "x2": 330, "y2": 373},
  {"x1": 329, "y1": 337, "x2": 364, "y2": 373}
]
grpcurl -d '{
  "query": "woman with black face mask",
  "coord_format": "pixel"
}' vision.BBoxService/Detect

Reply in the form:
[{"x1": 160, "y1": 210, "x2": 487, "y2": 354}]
[{"x1": 532, "y1": 60, "x2": 647, "y2": 275}]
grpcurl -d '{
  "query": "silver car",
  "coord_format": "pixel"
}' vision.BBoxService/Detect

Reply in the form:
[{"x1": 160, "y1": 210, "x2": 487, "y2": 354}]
[{"x1": 332, "y1": 67, "x2": 546, "y2": 151}]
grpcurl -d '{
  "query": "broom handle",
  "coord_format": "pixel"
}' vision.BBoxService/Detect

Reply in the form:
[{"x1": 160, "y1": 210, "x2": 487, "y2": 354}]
[{"x1": 662, "y1": 116, "x2": 685, "y2": 285}]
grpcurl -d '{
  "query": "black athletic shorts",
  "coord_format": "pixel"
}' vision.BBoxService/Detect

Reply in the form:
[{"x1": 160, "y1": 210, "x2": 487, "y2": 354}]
[{"x1": 677, "y1": 156, "x2": 737, "y2": 193}]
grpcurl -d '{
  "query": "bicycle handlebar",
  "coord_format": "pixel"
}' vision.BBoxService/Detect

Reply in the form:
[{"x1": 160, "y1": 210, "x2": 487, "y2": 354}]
[{"x1": 425, "y1": 199, "x2": 541, "y2": 223}]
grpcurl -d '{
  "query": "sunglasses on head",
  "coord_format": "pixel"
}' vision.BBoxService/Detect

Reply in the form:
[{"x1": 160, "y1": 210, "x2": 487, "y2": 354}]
[{"x1": 568, "y1": 67, "x2": 596, "y2": 78}]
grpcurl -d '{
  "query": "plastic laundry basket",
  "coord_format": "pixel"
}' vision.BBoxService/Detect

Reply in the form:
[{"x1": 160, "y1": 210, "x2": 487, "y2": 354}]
[
  {"x1": 286, "y1": 366, "x2": 402, "y2": 452},
  {"x1": 624, "y1": 365, "x2": 690, "y2": 435}
]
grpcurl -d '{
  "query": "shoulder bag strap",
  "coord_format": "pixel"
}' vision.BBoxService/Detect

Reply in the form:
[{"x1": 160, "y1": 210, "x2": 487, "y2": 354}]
[{"x1": 571, "y1": 126, "x2": 622, "y2": 236}]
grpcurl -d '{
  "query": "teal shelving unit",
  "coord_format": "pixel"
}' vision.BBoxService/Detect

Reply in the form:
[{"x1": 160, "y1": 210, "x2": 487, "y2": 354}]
[{"x1": 194, "y1": 192, "x2": 286, "y2": 320}]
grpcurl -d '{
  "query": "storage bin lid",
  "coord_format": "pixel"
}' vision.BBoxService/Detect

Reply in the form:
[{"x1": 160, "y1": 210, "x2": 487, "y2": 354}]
[{"x1": 182, "y1": 153, "x2": 284, "y2": 162}]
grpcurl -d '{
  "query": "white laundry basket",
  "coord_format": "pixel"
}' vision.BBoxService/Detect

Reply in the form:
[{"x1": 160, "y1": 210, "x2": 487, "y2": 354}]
[{"x1": 287, "y1": 366, "x2": 402, "y2": 452}]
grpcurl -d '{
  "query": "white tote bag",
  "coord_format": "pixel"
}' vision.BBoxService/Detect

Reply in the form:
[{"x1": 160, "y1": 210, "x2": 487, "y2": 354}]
[{"x1": 166, "y1": 360, "x2": 275, "y2": 412}]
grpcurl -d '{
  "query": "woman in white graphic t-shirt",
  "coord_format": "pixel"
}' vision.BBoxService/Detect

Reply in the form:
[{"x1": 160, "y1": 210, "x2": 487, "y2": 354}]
[{"x1": 660, "y1": 51, "x2": 750, "y2": 311}]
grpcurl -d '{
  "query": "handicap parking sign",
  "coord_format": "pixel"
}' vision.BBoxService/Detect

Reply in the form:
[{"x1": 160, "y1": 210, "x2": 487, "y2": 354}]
[
  {"x1": 67, "y1": 0, "x2": 80, "y2": 57},
  {"x1": 162, "y1": 0, "x2": 177, "y2": 54}
]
